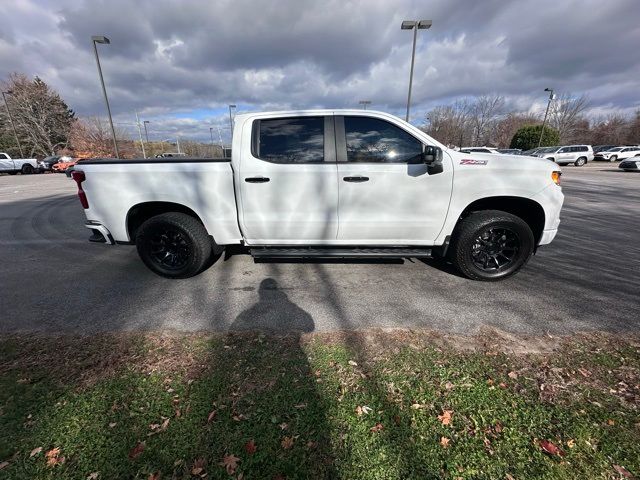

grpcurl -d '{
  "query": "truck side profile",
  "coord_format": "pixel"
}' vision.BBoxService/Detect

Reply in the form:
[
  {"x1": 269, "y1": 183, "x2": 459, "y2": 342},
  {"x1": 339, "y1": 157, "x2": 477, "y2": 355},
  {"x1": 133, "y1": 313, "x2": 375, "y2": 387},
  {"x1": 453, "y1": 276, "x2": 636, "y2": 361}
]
[
  {"x1": 74, "y1": 110, "x2": 564, "y2": 281},
  {"x1": 0, "y1": 152, "x2": 39, "y2": 174}
]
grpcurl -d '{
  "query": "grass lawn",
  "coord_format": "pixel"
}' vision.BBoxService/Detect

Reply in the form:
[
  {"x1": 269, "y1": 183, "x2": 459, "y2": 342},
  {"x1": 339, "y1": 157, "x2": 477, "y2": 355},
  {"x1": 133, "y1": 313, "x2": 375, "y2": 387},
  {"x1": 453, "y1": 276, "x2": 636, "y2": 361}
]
[{"x1": 0, "y1": 330, "x2": 638, "y2": 479}]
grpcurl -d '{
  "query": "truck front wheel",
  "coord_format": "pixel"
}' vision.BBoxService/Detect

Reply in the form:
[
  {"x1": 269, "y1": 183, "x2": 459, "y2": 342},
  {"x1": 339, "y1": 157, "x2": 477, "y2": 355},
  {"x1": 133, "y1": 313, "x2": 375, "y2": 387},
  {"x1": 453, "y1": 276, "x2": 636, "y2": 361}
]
[
  {"x1": 449, "y1": 210, "x2": 534, "y2": 281},
  {"x1": 136, "y1": 212, "x2": 212, "y2": 279}
]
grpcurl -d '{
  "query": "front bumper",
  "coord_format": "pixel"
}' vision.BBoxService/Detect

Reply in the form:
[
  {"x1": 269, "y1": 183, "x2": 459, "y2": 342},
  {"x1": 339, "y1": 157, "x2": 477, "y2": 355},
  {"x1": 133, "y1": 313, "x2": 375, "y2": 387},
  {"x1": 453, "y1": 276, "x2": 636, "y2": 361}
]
[{"x1": 84, "y1": 222, "x2": 115, "y2": 245}]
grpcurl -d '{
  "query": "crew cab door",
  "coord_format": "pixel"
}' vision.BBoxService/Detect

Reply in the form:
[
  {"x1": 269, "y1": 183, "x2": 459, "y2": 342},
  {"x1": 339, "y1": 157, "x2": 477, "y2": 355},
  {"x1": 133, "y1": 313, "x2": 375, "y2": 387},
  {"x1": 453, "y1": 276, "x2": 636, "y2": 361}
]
[
  {"x1": 238, "y1": 115, "x2": 339, "y2": 244},
  {"x1": 335, "y1": 115, "x2": 453, "y2": 244}
]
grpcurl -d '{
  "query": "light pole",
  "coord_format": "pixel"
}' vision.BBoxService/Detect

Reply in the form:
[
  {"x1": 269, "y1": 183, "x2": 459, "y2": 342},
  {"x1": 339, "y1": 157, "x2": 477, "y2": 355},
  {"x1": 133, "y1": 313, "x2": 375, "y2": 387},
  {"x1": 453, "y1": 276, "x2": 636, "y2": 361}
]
[
  {"x1": 1, "y1": 90, "x2": 24, "y2": 158},
  {"x1": 537, "y1": 88, "x2": 555, "y2": 148},
  {"x1": 401, "y1": 19, "x2": 432, "y2": 123},
  {"x1": 359, "y1": 100, "x2": 372, "y2": 110},
  {"x1": 91, "y1": 35, "x2": 119, "y2": 158},
  {"x1": 135, "y1": 111, "x2": 147, "y2": 158},
  {"x1": 228, "y1": 104, "x2": 236, "y2": 135},
  {"x1": 143, "y1": 120, "x2": 151, "y2": 143}
]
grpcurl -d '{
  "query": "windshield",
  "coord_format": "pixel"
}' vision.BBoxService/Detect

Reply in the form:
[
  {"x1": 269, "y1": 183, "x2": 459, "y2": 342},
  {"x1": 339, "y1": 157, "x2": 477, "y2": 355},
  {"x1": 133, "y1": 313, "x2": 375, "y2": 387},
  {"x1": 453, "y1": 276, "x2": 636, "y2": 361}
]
[
  {"x1": 538, "y1": 147, "x2": 558, "y2": 153},
  {"x1": 605, "y1": 147, "x2": 623, "y2": 152}
]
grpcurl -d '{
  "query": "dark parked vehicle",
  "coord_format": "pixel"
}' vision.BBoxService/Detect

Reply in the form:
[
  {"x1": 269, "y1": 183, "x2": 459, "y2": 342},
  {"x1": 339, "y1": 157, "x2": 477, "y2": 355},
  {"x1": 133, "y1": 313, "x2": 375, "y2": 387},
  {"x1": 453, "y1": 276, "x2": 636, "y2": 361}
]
[
  {"x1": 593, "y1": 145, "x2": 618, "y2": 154},
  {"x1": 40, "y1": 155, "x2": 72, "y2": 171},
  {"x1": 618, "y1": 158, "x2": 640, "y2": 171},
  {"x1": 497, "y1": 148, "x2": 522, "y2": 155}
]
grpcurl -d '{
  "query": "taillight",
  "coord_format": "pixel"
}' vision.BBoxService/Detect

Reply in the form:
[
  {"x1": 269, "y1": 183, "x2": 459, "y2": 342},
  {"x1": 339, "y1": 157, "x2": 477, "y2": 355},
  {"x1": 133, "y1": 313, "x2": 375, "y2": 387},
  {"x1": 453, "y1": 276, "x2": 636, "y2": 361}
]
[
  {"x1": 71, "y1": 170, "x2": 89, "y2": 209},
  {"x1": 551, "y1": 171, "x2": 561, "y2": 186}
]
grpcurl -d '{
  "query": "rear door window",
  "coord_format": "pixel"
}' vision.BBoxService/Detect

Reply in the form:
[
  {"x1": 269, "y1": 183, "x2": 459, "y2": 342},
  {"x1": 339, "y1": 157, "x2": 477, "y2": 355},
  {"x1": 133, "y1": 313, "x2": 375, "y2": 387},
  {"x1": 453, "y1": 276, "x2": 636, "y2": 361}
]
[{"x1": 255, "y1": 117, "x2": 325, "y2": 164}]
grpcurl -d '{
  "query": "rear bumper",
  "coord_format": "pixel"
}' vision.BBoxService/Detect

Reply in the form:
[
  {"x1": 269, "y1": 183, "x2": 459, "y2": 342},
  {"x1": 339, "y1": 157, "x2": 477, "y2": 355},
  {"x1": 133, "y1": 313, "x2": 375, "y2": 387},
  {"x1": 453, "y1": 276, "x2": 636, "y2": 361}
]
[{"x1": 84, "y1": 222, "x2": 115, "y2": 245}]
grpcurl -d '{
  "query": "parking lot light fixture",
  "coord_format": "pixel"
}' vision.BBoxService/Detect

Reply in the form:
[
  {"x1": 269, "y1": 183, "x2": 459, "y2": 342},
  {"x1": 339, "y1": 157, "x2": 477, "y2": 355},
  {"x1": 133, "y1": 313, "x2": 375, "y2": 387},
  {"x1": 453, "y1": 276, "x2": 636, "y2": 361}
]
[
  {"x1": 359, "y1": 100, "x2": 372, "y2": 110},
  {"x1": 401, "y1": 19, "x2": 432, "y2": 122},
  {"x1": 228, "y1": 104, "x2": 237, "y2": 135},
  {"x1": 143, "y1": 120, "x2": 151, "y2": 143},
  {"x1": 91, "y1": 35, "x2": 119, "y2": 158},
  {"x1": 538, "y1": 87, "x2": 555, "y2": 148},
  {"x1": 1, "y1": 90, "x2": 24, "y2": 158}
]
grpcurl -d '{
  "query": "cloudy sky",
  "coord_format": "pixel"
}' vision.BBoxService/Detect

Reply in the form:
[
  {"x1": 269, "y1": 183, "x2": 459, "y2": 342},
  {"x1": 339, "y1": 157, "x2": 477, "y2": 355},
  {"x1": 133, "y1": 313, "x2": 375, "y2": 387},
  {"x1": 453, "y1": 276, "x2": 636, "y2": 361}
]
[{"x1": 1, "y1": 0, "x2": 639, "y2": 143}]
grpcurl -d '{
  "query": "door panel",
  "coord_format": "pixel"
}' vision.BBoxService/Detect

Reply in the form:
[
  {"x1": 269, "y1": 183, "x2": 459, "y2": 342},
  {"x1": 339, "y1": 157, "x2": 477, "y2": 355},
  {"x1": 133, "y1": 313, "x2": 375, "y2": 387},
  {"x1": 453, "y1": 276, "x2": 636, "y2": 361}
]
[
  {"x1": 336, "y1": 116, "x2": 453, "y2": 244},
  {"x1": 239, "y1": 116, "x2": 339, "y2": 244}
]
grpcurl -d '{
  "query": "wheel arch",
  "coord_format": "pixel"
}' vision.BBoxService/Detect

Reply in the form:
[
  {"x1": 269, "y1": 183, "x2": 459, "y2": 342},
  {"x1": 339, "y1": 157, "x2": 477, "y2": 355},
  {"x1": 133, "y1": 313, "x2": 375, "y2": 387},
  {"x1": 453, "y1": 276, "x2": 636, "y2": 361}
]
[
  {"x1": 126, "y1": 201, "x2": 205, "y2": 242},
  {"x1": 455, "y1": 196, "x2": 546, "y2": 245}
]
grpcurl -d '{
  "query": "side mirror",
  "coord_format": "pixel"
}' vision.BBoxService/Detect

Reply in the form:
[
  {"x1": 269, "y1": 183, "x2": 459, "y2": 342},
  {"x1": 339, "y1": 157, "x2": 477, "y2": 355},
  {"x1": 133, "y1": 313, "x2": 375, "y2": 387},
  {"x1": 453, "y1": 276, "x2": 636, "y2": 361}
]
[
  {"x1": 423, "y1": 145, "x2": 444, "y2": 174},
  {"x1": 423, "y1": 145, "x2": 443, "y2": 164}
]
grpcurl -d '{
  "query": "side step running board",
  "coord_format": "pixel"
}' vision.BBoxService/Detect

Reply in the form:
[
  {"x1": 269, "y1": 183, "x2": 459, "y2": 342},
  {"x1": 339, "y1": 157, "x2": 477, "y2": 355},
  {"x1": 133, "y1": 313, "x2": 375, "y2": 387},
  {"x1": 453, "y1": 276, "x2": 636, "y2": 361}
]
[{"x1": 250, "y1": 247, "x2": 432, "y2": 259}]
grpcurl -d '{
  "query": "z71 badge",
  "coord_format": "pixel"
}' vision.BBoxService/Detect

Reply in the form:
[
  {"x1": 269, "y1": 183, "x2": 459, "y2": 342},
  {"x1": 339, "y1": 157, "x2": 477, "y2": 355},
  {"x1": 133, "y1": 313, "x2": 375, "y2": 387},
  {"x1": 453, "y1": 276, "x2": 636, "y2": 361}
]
[{"x1": 460, "y1": 159, "x2": 488, "y2": 165}]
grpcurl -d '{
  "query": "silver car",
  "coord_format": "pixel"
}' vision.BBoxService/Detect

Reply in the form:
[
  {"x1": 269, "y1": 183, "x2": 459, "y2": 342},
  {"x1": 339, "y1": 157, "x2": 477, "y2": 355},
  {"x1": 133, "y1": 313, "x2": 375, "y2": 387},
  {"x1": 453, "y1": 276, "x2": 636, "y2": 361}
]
[{"x1": 537, "y1": 145, "x2": 594, "y2": 166}]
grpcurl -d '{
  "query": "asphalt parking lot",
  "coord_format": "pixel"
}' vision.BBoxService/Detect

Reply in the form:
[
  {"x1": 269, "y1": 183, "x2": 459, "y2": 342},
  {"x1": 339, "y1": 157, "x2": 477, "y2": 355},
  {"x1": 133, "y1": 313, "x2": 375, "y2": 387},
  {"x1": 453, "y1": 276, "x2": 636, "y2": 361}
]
[{"x1": 1, "y1": 165, "x2": 638, "y2": 335}]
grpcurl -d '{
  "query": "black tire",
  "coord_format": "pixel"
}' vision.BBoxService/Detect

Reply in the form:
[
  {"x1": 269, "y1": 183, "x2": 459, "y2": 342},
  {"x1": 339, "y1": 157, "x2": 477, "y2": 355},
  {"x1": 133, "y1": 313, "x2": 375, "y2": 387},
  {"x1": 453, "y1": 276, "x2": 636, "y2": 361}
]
[
  {"x1": 9, "y1": 171, "x2": 18, "y2": 175},
  {"x1": 21, "y1": 164, "x2": 34, "y2": 174},
  {"x1": 609, "y1": 155, "x2": 617, "y2": 162},
  {"x1": 136, "y1": 212, "x2": 213, "y2": 279},
  {"x1": 449, "y1": 210, "x2": 535, "y2": 281},
  {"x1": 574, "y1": 156, "x2": 587, "y2": 167}
]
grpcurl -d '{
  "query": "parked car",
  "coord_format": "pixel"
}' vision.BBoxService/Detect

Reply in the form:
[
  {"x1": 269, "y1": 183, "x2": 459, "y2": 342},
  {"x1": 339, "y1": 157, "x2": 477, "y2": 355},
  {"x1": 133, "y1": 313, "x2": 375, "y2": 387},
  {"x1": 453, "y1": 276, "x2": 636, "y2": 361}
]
[
  {"x1": 52, "y1": 157, "x2": 79, "y2": 173},
  {"x1": 155, "y1": 152, "x2": 187, "y2": 158},
  {"x1": 536, "y1": 145, "x2": 593, "y2": 166},
  {"x1": 40, "y1": 155, "x2": 72, "y2": 171},
  {"x1": 73, "y1": 109, "x2": 564, "y2": 282},
  {"x1": 460, "y1": 147, "x2": 501, "y2": 154},
  {"x1": 594, "y1": 146, "x2": 640, "y2": 162},
  {"x1": 0, "y1": 152, "x2": 39, "y2": 174},
  {"x1": 593, "y1": 145, "x2": 618, "y2": 154},
  {"x1": 497, "y1": 148, "x2": 522, "y2": 155},
  {"x1": 618, "y1": 158, "x2": 640, "y2": 171},
  {"x1": 522, "y1": 148, "x2": 546, "y2": 157}
]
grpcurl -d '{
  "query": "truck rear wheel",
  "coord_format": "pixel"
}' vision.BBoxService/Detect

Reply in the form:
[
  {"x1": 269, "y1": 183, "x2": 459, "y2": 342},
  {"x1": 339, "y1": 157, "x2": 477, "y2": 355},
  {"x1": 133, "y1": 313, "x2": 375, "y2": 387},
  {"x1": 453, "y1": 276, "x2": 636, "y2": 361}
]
[
  {"x1": 136, "y1": 212, "x2": 212, "y2": 279},
  {"x1": 449, "y1": 210, "x2": 534, "y2": 281},
  {"x1": 21, "y1": 164, "x2": 34, "y2": 174}
]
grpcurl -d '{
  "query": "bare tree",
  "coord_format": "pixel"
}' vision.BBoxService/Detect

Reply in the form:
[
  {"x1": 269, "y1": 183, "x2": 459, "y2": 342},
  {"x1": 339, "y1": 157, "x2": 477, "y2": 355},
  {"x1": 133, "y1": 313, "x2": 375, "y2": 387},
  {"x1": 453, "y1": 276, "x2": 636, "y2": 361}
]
[
  {"x1": 548, "y1": 93, "x2": 589, "y2": 143},
  {"x1": 493, "y1": 112, "x2": 540, "y2": 148},
  {"x1": 422, "y1": 99, "x2": 472, "y2": 147},
  {"x1": 68, "y1": 117, "x2": 136, "y2": 158},
  {"x1": 1, "y1": 73, "x2": 75, "y2": 157},
  {"x1": 468, "y1": 94, "x2": 505, "y2": 146}
]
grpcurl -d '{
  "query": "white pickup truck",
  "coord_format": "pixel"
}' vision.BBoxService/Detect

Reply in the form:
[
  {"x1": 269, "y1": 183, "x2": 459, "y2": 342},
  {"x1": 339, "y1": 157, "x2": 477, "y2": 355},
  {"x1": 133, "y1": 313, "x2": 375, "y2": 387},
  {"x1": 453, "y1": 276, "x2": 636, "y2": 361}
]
[
  {"x1": 73, "y1": 110, "x2": 564, "y2": 281},
  {"x1": 0, "y1": 152, "x2": 39, "y2": 174}
]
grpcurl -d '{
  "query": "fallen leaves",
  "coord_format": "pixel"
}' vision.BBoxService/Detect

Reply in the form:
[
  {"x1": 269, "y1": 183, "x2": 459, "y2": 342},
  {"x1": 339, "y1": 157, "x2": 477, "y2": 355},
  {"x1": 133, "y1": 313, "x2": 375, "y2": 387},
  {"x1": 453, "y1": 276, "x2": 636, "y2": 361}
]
[
  {"x1": 191, "y1": 457, "x2": 206, "y2": 476},
  {"x1": 87, "y1": 473, "x2": 100, "y2": 480},
  {"x1": 128, "y1": 442, "x2": 145, "y2": 460},
  {"x1": 355, "y1": 405, "x2": 372, "y2": 416},
  {"x1": 438, "y1": 410, "x2": 453, "y2": 426},
  {"x1": 281, "y1": 436, "x2": 294, "y2": 449},
  {"x1": 244, "y1": 439, "x2": 257, "y2": 455},
  {"x1": 538, "y1": 439, "x2": 565, "y2": 457},
  {"x1": 45, "y1": 447, "x2": 65, "y2": 467},
  {"x1": 207, "y1": 410, "x2": 217, "y2": 423},
  {"x1": 29, "y1": 447, "x2": 43, "y2": 458},
  {"x1": 0, "y1": 461, "x2": 9, "y2": 470},
  {"x1": 220, "y1": 454, "x2": 240, "y2": 475},
  {"x1": 613, "y1": 465, "x2": 634, "y2": 479},
  {"x1": 147, "y1": 473, "x2": 160, "y2": 480},
  {"x1": 440, "y1": 436, "x2": 450, "y2": 448},
  {"x1": 370, "y1": 423, "x2": 384, "y2": 433}
]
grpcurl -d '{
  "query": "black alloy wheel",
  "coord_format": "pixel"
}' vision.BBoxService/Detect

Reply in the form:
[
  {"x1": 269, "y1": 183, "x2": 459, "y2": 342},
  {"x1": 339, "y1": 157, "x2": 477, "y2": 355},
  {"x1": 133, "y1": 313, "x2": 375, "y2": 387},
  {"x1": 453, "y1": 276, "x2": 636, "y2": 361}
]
[
  {"x1": 136, "y1": 212, "x2": 214, "y2": 279},
  {"x1": 470, "y1": 227, "x2": 520, "y2": 273},
  {"x1": 148, "y1": 228, "x2": 192, "y2": 271}
]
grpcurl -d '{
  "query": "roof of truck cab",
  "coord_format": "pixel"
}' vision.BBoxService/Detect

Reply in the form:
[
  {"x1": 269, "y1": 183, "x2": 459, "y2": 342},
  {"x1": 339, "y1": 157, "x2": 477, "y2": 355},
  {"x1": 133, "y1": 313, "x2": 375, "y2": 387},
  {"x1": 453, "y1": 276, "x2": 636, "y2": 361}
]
[{"x1": 234, "y1": 109, "x2": 401, "y2": 120}]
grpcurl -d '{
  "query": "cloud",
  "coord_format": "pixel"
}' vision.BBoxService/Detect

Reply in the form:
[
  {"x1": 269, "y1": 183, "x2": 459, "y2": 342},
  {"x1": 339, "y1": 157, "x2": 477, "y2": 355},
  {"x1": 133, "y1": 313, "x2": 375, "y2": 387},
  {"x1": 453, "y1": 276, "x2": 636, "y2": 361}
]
[{"x1": 1, "y1": 0, "x2": 639, "y2": 142}]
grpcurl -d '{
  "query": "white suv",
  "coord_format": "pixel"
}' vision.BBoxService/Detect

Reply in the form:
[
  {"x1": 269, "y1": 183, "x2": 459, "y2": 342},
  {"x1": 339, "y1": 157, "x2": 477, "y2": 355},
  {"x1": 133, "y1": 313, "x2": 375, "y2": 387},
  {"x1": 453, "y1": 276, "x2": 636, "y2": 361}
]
[
  {"x1": 594, "y1": 146, "x2": 640, "y2": 162},
  {"x1": 536, "y1": 145, "x2": 593, "y2": 166}
]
